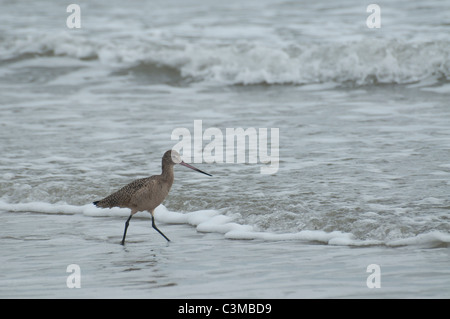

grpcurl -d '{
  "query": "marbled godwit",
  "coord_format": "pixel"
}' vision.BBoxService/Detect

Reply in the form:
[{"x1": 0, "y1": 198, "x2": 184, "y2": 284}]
[{"x1": 93, "y1": 150, "x2": 212, "y2": 245}]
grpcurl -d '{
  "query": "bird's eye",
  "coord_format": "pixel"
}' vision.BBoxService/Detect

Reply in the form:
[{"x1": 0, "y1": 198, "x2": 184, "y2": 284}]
[{"x1": 171, "y1": 153, "x2": 182, "y2": 164}]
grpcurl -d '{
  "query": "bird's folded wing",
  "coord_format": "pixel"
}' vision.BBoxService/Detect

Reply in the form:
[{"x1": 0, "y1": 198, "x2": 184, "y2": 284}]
[{"x1": 129, "y1": 179, "x2": 158, "y2": 208}]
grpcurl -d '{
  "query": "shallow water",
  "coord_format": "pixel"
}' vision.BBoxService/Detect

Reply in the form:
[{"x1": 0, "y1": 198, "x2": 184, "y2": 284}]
[
  {"x1": 2, "y1": 210, "x2": 450, "y2": 298},
  {"x1": 1, "y1": 0, "x2": 450, "y2": 298}
]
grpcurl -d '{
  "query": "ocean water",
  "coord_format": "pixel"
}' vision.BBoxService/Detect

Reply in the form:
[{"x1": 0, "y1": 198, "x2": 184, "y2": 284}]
[{"x1": 1, "y1": 0, "x2": 450, "y2": 298}]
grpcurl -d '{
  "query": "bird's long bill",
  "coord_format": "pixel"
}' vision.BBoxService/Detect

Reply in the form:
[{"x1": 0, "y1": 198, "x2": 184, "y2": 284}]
[{"x1": 180, "y1": 161, "x2": 212, "y2": 176}]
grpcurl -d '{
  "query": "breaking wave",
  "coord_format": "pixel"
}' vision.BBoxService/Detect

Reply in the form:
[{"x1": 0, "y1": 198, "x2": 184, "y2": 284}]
[
  {"x1": 2, "y1": 32, "x2": 450, "y2": 86},
  {"x1": 1, "y1": 200, "x2": 449, "y2": 248}
]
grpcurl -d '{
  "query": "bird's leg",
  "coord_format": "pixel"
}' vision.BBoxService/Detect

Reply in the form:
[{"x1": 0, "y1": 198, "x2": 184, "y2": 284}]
[
  {"x1": 121, "y1": 214, "x2": 133, "y2": 245},
  {"x1": 151, "y1": 215, "x2": 170, "y2": 242}
]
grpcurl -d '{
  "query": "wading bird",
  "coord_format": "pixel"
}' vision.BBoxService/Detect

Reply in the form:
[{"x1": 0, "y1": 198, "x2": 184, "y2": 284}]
[{"x1": 93, "y1": 150, "x2": 212, "y2": 245}]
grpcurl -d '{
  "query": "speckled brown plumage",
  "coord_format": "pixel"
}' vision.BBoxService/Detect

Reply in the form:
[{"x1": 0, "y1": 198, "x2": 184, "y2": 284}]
[{"x1": 92, "y1": 150, "x2": 211, "y2": 245}]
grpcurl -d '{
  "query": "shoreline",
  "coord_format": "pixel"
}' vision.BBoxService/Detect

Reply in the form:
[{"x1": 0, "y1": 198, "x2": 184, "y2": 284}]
[{"x1": 1, "y1": 209, "x2": 449, "y2": 298}]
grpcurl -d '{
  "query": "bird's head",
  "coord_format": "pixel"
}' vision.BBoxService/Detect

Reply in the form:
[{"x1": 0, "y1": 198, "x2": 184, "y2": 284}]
[{"x1": 164, "y1": 150, "x2": 212, "y2": 177}]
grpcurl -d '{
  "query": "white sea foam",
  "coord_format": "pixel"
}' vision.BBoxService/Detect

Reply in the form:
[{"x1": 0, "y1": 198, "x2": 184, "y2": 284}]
[
  {"x1": 386, "y1": 231, "x2": 450, "y2": 247},
  {"x1": 1, "y1": 200, "x2": 448, "y2": 248},
  {"x1": 2, "y1": 32, "x2": 449, "y2": 86},
  {"x1": 0, "y1": 201, "x2": 83, "y2": 215}
]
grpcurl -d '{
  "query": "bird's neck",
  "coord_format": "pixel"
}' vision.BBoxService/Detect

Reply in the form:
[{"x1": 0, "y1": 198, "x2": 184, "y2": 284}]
[{"x1": 161, "y1": 162, "x2": 174, "y2": 183}]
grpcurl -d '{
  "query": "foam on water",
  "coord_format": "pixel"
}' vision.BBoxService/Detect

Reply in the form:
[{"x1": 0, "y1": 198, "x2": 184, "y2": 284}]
[
  {"x1": 1, "y1": 0, "x2": 450, "y2": 299},
  {"x1": 1, "y1": 200, "x2": 448, "y2": 248},
  {"x1": 2, "y1": 32, "x2": 450, "y2": 87}
]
